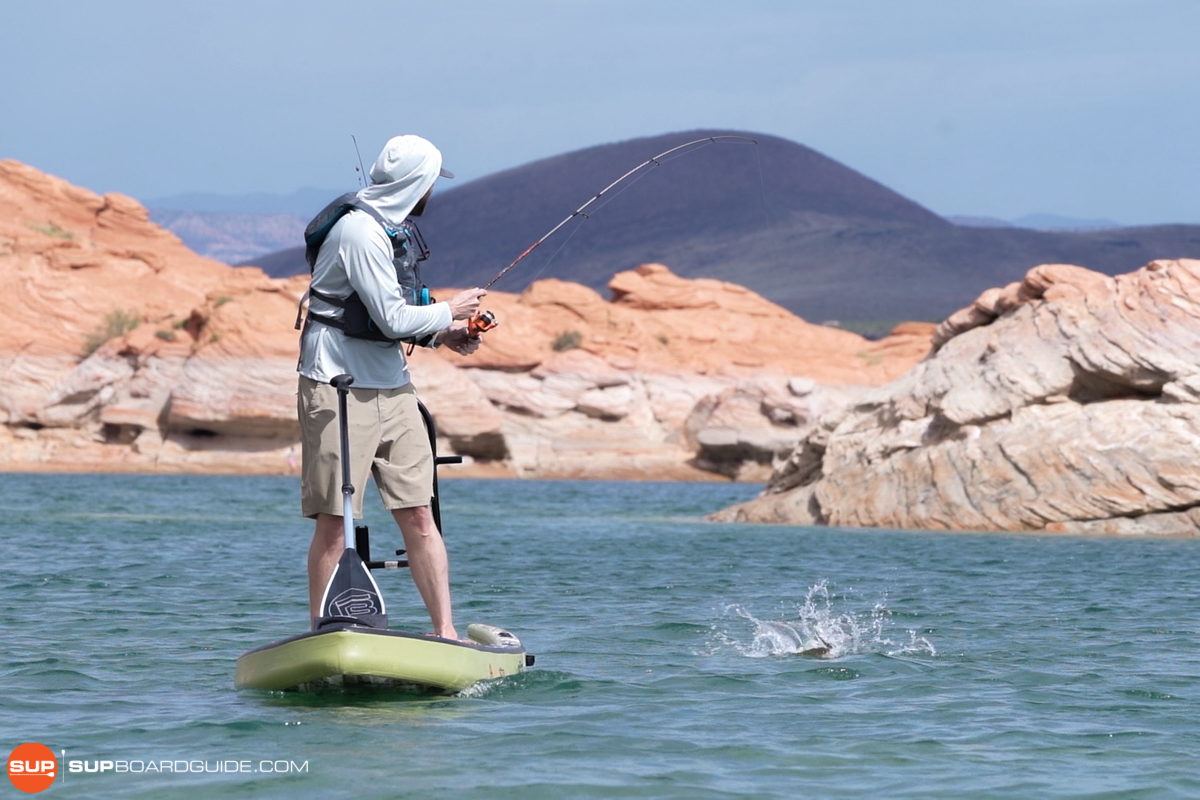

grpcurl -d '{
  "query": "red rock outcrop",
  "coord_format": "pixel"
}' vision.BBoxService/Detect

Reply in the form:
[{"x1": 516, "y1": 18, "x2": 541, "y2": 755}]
[
  {"x1": 0, "y1": 160, "x2": 932, "y2": 479},
  {"x1": 713, "y1": 259, "x2": 1200, "y2": 535},
  {"x1": 458, "y1": 264, "x2": 931, "y2": 382}
]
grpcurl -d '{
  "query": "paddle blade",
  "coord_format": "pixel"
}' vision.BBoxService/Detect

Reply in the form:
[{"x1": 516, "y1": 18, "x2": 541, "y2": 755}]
[{"x1": 318, "y1": 548, "x2": 388, "y2": 629}]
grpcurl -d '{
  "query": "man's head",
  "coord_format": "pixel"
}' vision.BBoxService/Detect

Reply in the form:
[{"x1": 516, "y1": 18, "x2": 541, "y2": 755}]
[
  {"x1": 369, "y1": 135, "x2": 454, "y2": 187},
  {"x1": 357, "y1": 135, "x2": 453, "y2": 226}
]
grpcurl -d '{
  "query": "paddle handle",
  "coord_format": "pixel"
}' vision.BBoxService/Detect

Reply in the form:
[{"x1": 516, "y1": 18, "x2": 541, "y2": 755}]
[{"x1": 331, "y1": 373, "x2": 356, "y2": 549}]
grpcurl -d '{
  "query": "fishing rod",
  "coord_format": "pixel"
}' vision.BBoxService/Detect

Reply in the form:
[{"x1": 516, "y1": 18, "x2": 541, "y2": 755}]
[
  {"x1": 351, "y1": 135, "x2": 368, "y2": 189},
  {"x1": 467, "y1": 134, "x2": 758, "y2": 337}
]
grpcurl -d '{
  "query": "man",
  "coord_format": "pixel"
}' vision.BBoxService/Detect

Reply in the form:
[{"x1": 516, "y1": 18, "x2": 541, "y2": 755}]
[{"x1": 297, "y1": 134, "x2": 485, "y2": 639}]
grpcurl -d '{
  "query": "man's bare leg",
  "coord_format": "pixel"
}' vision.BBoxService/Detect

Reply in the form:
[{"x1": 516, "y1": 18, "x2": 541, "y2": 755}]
[
  {"x1": 392, "y1": 506, "x2": 458, "y2": 640},
  {"x1": 307, "y1": 513, "x2": 345, "y2": 626}
]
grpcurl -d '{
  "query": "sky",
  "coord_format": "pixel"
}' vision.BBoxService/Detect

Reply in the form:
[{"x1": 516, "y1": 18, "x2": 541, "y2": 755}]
[{"x1": 2, "y1": 0, "x2": 1198, "y2": 225}]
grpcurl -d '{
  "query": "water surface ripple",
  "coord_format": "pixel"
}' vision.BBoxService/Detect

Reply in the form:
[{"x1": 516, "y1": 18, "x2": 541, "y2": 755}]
[{"x1": 2, "y1": 474, "x2": 1198, "y2": 798}]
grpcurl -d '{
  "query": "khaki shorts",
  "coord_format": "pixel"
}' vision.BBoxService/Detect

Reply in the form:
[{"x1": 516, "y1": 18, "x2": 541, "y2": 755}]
[{"x1": 298, "y1": 375, "x2": 434, "y2": 518}]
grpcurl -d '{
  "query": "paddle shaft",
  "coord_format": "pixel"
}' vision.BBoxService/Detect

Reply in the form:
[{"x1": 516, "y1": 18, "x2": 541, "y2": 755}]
[{"x1": 331, "y1": 373, "x2": 356, "y2": 550}]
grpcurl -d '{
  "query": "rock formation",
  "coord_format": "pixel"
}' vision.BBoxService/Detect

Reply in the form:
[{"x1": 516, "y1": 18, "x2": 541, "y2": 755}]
[
  {"x1": 0, "y1": 160, "x2": 931, "y2": 479},
  {"x1": 713, "y1": 259, "x2": 1200, "y2": 535}
]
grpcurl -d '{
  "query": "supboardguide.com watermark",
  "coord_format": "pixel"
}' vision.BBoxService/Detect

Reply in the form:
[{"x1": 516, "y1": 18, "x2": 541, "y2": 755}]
[{"x1": 7, "y1": 743, "x2": 308, "y2": 793}]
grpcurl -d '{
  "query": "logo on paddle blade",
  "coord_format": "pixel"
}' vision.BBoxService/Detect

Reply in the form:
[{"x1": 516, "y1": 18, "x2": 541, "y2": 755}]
[
  {"x1": 7, "y1": 742, "x2": 57, "y2": 793},
  {"x1": 329, "y1": 588, "x2": 381, "y2": 618}
]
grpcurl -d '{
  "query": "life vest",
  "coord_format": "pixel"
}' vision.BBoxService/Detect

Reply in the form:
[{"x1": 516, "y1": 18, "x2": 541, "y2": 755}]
[{"x1": 295, "y1": 192, "x2": 434, "y2": 345}]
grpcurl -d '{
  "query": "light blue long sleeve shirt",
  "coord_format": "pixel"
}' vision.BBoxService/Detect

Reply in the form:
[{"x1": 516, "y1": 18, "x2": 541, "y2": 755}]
[{"x1": 297, "y1": 209, "x2": 452, "y2": 389}]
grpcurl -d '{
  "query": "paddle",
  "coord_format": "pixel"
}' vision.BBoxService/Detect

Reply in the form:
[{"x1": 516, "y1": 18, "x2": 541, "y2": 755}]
[{"x1": 315, "y1": 373, "x2": 388, "y2": 630}]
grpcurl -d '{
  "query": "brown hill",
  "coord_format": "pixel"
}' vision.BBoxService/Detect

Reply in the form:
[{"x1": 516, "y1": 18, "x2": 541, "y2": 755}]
[{"x1": 242, "y1": 130, "x2": 1200, "y2": 331}]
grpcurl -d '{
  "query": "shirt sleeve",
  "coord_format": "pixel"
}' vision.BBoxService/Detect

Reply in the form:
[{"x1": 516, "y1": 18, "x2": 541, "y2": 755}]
[{"x1": 340, "y1": 216, "x2": 453, "y2": 340}]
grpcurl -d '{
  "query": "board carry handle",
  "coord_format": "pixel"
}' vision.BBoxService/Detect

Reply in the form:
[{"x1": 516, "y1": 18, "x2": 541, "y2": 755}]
[{"x1": 356, "y1": 525, "x2": 410, "y2": 570}]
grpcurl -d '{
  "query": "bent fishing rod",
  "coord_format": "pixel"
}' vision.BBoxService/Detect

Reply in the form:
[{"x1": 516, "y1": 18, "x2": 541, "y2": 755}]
[{"x1": 467, "y1": 134, "x2": 758, "y2": 337}]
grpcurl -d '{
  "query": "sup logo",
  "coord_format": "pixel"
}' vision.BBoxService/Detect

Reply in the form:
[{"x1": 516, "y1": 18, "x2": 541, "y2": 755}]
[
  {"x1": 7, "y1": 743, "x2": 57, "y2": 793},
  {"x1": 330, "y1": 588, "x2": 381, "y2": 617}
]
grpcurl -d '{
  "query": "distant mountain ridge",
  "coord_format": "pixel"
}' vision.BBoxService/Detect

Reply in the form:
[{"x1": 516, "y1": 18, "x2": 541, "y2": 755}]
[
  {"x1": 1009, "y1": 212, "x2": 1123, "y2": 231},
  {"x1": 946, "y1": 213, "x2": 1124, "y2": 231},
  {"x1": 146, "y1": 186, "x2": 337, "y2": 216},
  {"x1": 148, "y1": 209, "x2": 305, "y2": 265},
  {"x1": 227, "y1": 130, "x2": 1200, "y2": 326}
]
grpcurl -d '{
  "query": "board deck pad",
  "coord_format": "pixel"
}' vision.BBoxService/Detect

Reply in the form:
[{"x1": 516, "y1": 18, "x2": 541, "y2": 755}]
[{"x1": 319, "y1": 547, "x2": 387, "y2": 629}]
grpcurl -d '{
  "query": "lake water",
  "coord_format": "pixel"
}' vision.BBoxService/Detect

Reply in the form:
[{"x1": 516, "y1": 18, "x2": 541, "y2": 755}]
[{"x1": 2, "y1": 473, "x2": 1198, "y2": 798}]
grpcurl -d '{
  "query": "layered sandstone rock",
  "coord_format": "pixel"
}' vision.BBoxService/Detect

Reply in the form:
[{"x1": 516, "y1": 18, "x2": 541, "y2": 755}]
[
  {"x1": 0, "y1": 160, "x2": 932, "y2": 478},
  {"x1": 0, "y1": 159, "x2": 312, "y2": 473},
  {"x1": 713, "y1": 260, "x2": 1200, "y2": 535},
  {"x1": 464, "y1": 264, "x2": 931, "y2": 382}
]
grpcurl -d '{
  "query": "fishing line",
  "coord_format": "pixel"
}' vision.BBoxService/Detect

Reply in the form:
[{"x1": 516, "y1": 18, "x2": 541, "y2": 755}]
[
  {"x1": 515, "y1": 215, "x2": 590, "y2": 292},
  {"x1": 481, "y1": 135, "x2": 758, "y2": 291},
  {"x1": 583, "y1": 141, "x2": 716, "y2": 217},
  {"x1": 524, "y1": 138, "x2": 760, "y2": 288},
  {"x1": 754, "y1": 141, "x2": 771, "y2": 228},
  {"x1": 512, "y1": 142, "x2": 723, "y2": 290},
  {"x1": 577, "y1": 163, "x2": 657, "y2": 218}
]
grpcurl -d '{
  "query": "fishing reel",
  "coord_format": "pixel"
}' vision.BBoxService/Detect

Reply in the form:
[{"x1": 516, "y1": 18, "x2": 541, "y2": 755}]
[{"x1": 468, "y1": 310, "x2": 497, "y2": 339}]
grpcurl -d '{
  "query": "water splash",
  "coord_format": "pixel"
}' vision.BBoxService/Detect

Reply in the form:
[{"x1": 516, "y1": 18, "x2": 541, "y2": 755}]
[
  {"x1": 710, "y1": 581, "x2": 935, "y2": 659},
  {"x1": 456, "y1": 669, "x2": 579, "y2": 700},
  {"x1": 457, "y1": 679, "x2": 502, "y2": 699}
]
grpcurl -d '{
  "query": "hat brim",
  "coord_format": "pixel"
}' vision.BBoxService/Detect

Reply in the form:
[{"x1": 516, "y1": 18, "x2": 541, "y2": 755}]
[{"x1": 439, "y1": 167, "x2": 454, "y2": 179}]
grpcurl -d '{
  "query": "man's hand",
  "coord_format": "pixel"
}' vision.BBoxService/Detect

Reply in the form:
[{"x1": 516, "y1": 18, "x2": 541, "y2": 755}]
[
  {"x1": 440, "y1": 326, "x2": 481, "y2": 355},
  {"x1": 447, "y1": 287, "x2": 487, "y2": 320}
]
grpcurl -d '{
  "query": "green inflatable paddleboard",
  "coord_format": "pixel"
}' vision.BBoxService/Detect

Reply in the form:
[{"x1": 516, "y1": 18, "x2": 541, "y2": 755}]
[
  {"x1": 236, "y1": 383, "x2": 534, "y2": 695},
  {"x1": 236, "y1": 622, "x2": 532, "y2": 693}
]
